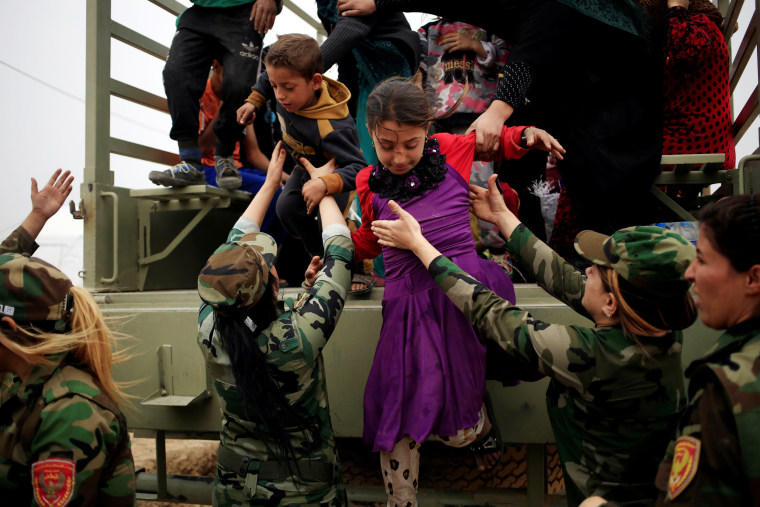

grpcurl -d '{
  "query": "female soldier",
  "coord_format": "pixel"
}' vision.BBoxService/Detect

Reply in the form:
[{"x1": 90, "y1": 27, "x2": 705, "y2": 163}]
[
  {"x1": 197, "y1": 143, "x2": 354, "y2": 505},
  {"x1": 651, "y1": 194, "x2": 760, "y2": 505},
  {"x1": 0, "y1": 169, "x2": 135, "y2": 505},
  {"x1": 370, "y1": 174, "x2": 697, "y2": 506},
  {"x1": 582, "y1": 195, "x2": 760, "y2": 506}
]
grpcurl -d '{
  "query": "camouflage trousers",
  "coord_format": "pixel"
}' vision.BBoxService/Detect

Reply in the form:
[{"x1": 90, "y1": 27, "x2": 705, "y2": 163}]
[
  {"x1": 213, "y1": 462, "x2": 346, "y2": 506},
  {"x1": 379, "y1": 406, "x2": 486, "y2": 507}
]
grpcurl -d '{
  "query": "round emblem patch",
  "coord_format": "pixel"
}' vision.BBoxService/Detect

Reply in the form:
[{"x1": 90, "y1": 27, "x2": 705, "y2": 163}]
[
  {"x1": 668, "y1": 435, "x2": 701, "y2": 500},
  {"x1": 32, "y1": 458, "x2": 75, "y2": 507}
]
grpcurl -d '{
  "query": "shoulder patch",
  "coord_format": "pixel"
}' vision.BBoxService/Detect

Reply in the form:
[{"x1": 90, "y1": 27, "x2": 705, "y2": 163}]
[
  {"x1": 668, "y1": 435, "x2": 701, "y2": 500},
  {"x1": 32, "y1": 458, "x2": 75, "y2": 506}
]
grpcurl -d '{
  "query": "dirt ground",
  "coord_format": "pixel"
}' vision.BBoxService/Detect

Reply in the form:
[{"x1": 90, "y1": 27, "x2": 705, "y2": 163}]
[
  {"x1": 131, "y1": 436, "x2": 563, "y2": 506},
  {"x1": 132, "y1": 435, "x2": 217, "y2": 507}
]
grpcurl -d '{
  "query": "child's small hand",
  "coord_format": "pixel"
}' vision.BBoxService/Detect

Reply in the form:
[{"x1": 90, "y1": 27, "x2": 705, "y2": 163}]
[
  {"x1": 337, "y1": 0, "x2": 376, "y2": 16},
  {"x1": 300, "y1": 157, "x2": 337, "y2": 179},
  {"x1": 302, "y1": 179, "x2": 328, "y2": 215},
  {"x1": 440, "y1": 32, "x2": 479, "y2": 54},
  {"x1": 523, "y1": 127, "x2": 565, "y2": 160},
  {"x1": 237, "y1": 103, "x2": 256, "y2": 125}
]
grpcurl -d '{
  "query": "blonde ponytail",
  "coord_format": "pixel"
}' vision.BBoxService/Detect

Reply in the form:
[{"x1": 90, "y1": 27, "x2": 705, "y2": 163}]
[{"x1": 0, "y1": 286, "x2": 131, "y2": 402}]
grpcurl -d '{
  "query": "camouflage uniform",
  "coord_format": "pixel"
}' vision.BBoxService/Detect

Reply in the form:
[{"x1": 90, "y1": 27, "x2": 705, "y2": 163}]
[
  {"x1": 654, "y1": 317, "x2": 760, "y2": 505},
  {"x1": 197, "y1": 217, "x2": 353, "y2": 506},
  {"x1": 426, "y1": 225, "x2": 688, "y2": 506},
  {"x1": 0, "y1": 226, "x2": 136, "y2": 506}
]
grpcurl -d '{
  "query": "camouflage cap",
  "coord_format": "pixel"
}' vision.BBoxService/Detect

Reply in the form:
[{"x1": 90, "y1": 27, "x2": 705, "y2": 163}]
[
  {"x1": 197, "y1": 232, "x2": 278, "y2": 312},
  {"x1": 0, "y1": 253, "x2": 73, "y2": 325},
  {"x1": 574, "y1": 225, "x2": 696, "y2": 293}
]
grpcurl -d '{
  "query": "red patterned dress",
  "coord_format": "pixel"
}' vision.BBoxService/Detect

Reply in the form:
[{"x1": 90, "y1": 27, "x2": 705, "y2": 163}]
[{"x1": 662, "y1": 6, "x2": 735, "y2": 169}]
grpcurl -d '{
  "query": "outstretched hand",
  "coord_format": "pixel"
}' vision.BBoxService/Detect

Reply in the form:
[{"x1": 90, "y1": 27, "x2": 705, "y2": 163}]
[
  {"x1": 468, "y1": 174, "x2": 509, "y2": 224},
  {"x1": 469, "y1": 174, "x2": 521, "y2": 240},
  {"x1": 32, "y1": 169, "x2": 74, "y2": 221},
  {"x1": 301, "y1": 157, "x2": 337, "y2": 179},
  {"x1": 300, "y1": 158, "x2": 336, "y2": 214},
  {"x1": 371, "y1": 200, "x2": 423, "y2": 251},
  {"x1": 523, "y1": 127, "x2": 566, "y2": 160},
  {"x1": 337, "y1": 0, "x2": 376, "y2": 16},
  {"x1": 303, "y1": 255, "x2": 324, "y2": 288},
  {"x1": 266, "y1": 141, "x2": 286, "y2": 186}
]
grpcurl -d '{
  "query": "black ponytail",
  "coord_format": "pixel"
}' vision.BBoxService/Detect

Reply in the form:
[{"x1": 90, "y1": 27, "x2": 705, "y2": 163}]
[{"x1": 215, "y1": 282, "x2": 319, "y2": 471}]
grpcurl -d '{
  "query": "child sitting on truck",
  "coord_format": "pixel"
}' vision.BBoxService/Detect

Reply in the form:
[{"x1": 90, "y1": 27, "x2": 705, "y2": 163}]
[{"x1": 237, "y1": 35, "x2": 369, "y2": 285}]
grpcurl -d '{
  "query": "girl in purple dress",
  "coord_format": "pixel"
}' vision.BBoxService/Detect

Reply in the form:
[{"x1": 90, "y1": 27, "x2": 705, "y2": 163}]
[{"x1": 351, "y1": 77, "x2": 564, "y2": 506}]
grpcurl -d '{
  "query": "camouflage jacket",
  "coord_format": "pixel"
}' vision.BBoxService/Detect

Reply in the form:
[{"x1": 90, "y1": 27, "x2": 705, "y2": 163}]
[
  {"x1": 0, "y1": 354, "x2": 136, "y2": 506},
  {"x1": 428, "y1": 225, "x2": 686, "y2": 506},
  {"x1": 198, "y1": 218, "x2": 354, "y2": 506},
  {"x1": 0, "y1": 226, "x2": 136, "y2": 506},
  {"x1": 0, "y1": 225, "x2": 38, "y2": 256},
  {"x1": 655, "y1": 317, "x2": 760, "y2": 506}
]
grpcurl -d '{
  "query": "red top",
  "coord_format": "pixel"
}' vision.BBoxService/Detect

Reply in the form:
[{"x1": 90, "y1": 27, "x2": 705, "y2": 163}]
[
  {"x1": 352, "y1": 127, "x2": 527, "y2": 261},
  {"x1": 662, "y1": 6, "x2": 735, "y2": 169}
]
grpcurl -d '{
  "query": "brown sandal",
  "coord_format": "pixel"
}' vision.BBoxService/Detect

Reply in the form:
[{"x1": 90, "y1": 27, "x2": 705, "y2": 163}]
[{"x1": 350, "y1": 274, "x2": 376, "y2": 296}]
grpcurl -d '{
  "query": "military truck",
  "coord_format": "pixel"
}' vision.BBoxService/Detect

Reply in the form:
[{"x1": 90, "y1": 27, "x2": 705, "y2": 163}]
[{"x1": 81, "y1": 0, "x2": 760, "y2": 504}]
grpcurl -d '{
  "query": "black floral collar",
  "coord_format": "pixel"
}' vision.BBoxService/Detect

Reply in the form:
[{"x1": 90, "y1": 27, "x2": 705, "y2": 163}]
[{"x1": 368, "y1": 137, "x2": 448, "y2": 202}]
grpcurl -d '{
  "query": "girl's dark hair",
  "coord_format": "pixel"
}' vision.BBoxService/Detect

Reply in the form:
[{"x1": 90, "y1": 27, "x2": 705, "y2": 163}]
[
  {"x1": 215, "y1": 282, "x2": 318, "y2": 470},
  {"x1": 699, "y1": 194, "x2": 760, "y2": 272},
  {"x1": 365, "y1": 77, "x2": 465, "y2": 135}
]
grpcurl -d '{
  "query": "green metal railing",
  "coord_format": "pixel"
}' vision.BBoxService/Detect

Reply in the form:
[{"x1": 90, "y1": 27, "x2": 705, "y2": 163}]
[{"x1": 83, "y1": 0, "x2": 326, "y2": 291}]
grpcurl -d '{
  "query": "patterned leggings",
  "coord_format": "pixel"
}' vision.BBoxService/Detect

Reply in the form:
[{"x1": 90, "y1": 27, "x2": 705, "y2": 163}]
[{"x1": 379, "y1": 406, "x2": 486, "y2": 507}]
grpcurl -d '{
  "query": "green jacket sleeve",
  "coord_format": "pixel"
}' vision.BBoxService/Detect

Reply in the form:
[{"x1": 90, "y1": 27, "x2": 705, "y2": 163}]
[
  {"x1": 286, "y1": 233, "x2": 354, "y2": 365},
  {"x1": 427, "y1": 251, "x2": 601, "y2": 393},
  {"x1": 0, "y1": 226, "x2": 38, "y2": 255},
  {"x1": 505, "y1": 224, "x2": 588, "y2": 316}
]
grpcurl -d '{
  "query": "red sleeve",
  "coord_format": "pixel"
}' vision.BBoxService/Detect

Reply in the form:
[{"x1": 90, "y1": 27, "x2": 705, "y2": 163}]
[
  {"x1": 500, "y1": 125, "x2": 530, "y2": 160},
  {"x1": 351, "y1": 167, "x2": 382, "y2": 262},
  {"x1": 433, "y1": 132, "x2": 475, "y2": 181}
]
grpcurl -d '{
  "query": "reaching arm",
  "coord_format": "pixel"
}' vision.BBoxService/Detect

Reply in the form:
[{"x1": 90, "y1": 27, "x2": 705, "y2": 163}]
[
  {"x1": 0, "y1": 168, "x2": 73, "y2": 260},
  {"x1": 371, "y1": 199, "x2": 601, "y2": 389},
  {"x1": 1, "y1": 169, "x2": 73, "y2": 255},
  {"x1": 21, "y1": 169, "x2": 74, "y2": 240},
  {"x1": 239, "y1": 142, "x2": 285, "y2": 228},
  {"x1": 469, "y1": 175, "x2": 585, "y2": 313},
  {"x1": 237, "y1": 72, "x2": 273, "y2": 125},
  {"x1": 300, "y1": 157, "x2": 345, "y2": 228}
]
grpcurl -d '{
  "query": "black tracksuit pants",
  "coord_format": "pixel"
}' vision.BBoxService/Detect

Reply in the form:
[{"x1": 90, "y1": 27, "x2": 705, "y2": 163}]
[{"x1": 163, "y1": 3, "x2": 262, "y2": 157}]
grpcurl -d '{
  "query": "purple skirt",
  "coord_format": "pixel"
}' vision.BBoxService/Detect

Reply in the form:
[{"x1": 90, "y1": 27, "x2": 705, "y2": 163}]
[{"x1": 362, "y1": 252, "x2": 515, "y2": 451}]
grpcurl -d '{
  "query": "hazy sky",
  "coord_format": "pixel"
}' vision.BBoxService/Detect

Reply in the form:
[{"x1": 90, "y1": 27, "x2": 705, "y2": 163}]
[{"x1": 0, "y1": 1, "x2": 755, "y2": 284}]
